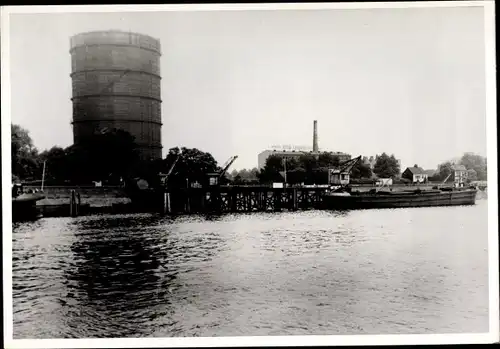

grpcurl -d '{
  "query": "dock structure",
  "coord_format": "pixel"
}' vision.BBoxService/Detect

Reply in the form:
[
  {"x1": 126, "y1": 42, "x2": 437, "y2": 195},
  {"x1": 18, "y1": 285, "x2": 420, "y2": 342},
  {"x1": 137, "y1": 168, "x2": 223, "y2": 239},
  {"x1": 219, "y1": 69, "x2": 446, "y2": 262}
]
[{"x1": 164, "y1": 186, "x2": 328, "y2": 214}]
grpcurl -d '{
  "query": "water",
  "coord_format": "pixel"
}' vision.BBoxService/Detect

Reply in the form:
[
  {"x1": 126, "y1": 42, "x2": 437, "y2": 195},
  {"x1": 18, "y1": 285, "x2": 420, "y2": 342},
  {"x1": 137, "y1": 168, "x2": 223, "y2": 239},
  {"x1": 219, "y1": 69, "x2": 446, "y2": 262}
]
[{"x1": 12, "y1": 201, "x2": 490, "y2": 338}]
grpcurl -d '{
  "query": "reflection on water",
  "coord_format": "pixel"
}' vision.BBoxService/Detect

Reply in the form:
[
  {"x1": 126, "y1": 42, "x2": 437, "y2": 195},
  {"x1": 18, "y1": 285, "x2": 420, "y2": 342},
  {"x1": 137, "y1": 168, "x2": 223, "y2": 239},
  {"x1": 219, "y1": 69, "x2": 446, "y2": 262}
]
[{"x1": 12, "y1": 202, "x2": 490, "y2": 338}]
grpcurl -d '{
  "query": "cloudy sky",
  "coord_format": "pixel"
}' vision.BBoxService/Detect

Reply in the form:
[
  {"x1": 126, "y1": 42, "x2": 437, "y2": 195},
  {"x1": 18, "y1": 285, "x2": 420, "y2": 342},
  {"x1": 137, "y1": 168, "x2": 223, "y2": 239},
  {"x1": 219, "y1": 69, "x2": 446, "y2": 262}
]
[{"x1": 7, "y1": 4, "x2": 489, "y2": 171}]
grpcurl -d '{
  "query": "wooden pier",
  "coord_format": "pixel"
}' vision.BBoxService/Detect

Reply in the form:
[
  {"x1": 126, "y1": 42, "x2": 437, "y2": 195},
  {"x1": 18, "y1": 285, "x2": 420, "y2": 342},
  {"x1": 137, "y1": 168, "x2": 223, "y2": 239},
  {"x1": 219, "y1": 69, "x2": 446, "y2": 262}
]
[{"x1": 163, "y1": 186, "x2": 329, "y2": 215}]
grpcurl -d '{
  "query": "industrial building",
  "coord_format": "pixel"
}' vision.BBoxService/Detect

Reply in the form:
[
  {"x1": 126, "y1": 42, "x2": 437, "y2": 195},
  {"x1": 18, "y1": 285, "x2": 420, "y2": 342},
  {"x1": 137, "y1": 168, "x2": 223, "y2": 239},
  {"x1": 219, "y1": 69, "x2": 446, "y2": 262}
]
[
  {"x1": 70, "y1": 30, "x2": 163, "y2": 160},
  {"x1": 257, "y1": 120, "x2": 351, "y2": 169}
]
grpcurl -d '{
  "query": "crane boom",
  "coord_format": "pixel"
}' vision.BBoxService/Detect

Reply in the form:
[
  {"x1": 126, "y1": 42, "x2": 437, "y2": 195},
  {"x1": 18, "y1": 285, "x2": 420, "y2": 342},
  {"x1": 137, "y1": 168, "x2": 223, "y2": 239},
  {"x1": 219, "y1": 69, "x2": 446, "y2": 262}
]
[
  {"x1": 219, "y1": 156, "x2": 238, "y2": 179},
  {"x1": 441, "y1": 173, "x2": 452, "y2": 185},
  {"x1": 159, "y1": 153, "x2": 181, "y2": 187},
  {"x1": 337, "y1": 156, "x2": 362, "y2": 174}
]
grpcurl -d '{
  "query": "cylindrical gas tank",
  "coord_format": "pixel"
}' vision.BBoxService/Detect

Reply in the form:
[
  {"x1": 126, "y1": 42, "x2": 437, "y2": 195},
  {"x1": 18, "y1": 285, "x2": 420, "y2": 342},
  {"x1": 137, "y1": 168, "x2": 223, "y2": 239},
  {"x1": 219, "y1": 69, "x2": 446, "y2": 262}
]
[{"x1": 70, "y1": 30, "x2": 163, "y2": 161}]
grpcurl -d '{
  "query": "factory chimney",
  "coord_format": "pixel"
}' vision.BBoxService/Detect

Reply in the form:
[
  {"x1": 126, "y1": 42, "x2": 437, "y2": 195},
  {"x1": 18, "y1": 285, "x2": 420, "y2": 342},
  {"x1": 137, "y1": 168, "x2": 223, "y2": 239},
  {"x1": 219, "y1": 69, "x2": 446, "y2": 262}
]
[{"x1": 313, "y1": 120, "x2": 319, "y2": 152}]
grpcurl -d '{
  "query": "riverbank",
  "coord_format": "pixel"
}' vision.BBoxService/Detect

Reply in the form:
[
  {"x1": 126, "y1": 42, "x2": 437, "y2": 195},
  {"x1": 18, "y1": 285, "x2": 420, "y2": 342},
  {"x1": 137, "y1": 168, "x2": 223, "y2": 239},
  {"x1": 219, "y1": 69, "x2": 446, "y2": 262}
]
[
  {"x1": 24, "y1": 184, "x2": 487, "y2": 218},
  {"x1": 24, "y1": 186, "x2": 132, "y2": 217}
]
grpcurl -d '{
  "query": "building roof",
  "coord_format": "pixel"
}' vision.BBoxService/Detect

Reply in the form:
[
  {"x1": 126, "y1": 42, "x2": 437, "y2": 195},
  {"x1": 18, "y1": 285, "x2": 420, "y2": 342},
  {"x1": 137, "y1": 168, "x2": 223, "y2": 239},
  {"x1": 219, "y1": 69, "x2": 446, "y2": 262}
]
[
  {"x1": 405, "y1": 166, "x2": 426, "y2": 175},
  {"x1": 467, "y1": 168, "x2": 477, "y2": 173},
  {"x1": 451, "y1": 165, "x2": 467, "y2": 171},
  {"x1": 423, "y1": 169, "x2": 437, "y2": 176}
]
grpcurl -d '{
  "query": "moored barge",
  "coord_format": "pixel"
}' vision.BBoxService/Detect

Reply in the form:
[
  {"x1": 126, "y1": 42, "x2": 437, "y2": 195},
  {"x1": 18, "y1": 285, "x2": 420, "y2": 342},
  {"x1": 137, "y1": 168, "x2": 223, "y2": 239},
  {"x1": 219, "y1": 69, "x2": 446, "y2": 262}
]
[
  {"x1": 323, "y1": 155, "x2": 478, "y2": 210},
  {"x1": 322, "y1": 187, "x2": 477, "y2": 210}
]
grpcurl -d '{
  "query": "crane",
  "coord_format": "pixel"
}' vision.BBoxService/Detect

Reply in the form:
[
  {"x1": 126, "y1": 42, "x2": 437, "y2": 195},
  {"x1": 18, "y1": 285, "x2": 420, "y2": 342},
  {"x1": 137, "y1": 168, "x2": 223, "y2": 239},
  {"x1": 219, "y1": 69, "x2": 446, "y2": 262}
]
[
  {"x1": 441, "y1": 173, "x2": 452, "y2": 185},
  {"x1": 328, "y1": 155, "x2": 362, "y2": 189},
  {"x1": 158, "y1": 152, "x2": 181, "y2": 188},
  {"x1": 219, "y1": 155, "x2": 238, "y2": 180},
  {"x1": 336, "y1": 156, "x2": 362, "y2": 174},
  {"x1": 206, "y1": 155, "x2": 238, "y2": 187}
]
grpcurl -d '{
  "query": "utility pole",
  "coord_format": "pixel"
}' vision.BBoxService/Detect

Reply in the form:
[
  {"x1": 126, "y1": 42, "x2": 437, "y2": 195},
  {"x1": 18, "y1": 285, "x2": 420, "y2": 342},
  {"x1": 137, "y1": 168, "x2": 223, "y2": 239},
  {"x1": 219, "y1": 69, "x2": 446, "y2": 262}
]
[{"x1": 41, "y1": 161, "x2": 46, "y2": 191}]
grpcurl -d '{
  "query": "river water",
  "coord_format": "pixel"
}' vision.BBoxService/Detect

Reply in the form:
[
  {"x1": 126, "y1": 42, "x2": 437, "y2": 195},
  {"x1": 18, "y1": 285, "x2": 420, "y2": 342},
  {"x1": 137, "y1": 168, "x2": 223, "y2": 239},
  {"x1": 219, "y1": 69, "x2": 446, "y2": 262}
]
[{"x1": 12, "y1": 200, "x2": 490, "y2": 338}]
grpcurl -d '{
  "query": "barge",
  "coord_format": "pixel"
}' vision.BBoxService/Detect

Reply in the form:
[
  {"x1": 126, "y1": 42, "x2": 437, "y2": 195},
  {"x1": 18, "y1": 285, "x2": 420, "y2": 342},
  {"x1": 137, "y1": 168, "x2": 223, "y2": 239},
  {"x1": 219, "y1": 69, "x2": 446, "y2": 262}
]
[
  {"x1": 323, "y1": 187, "x2": 477, "y2": 210},
  {"x1": 323, "y1": 156, "x2": 477, "y2": 210}
]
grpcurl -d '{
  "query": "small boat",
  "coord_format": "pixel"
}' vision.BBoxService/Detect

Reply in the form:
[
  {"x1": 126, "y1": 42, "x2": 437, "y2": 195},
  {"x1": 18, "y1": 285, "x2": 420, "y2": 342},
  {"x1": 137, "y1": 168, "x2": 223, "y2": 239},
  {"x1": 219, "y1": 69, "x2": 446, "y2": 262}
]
[
  {"x1": 322, "y1": 187, "x2": 477, "y2": 210},
  {"x1": 12, "y1": 183, "x2": 45, "y2": 222}
]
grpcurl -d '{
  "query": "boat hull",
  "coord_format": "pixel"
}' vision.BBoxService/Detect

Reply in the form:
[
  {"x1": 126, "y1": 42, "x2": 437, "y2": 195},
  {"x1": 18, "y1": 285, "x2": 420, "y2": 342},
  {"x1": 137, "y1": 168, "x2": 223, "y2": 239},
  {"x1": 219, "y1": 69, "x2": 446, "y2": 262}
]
[
  {"x1": 12, "y1": 193, "x2": 45, "y2": 222},
  {"x1": 322, "y1": 189, "x2": 477, "y2": 210}
]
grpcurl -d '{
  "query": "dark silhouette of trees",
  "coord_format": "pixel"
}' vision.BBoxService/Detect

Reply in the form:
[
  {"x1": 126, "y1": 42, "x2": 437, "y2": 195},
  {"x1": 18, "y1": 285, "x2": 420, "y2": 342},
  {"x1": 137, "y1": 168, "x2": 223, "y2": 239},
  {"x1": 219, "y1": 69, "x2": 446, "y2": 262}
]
[
  {"x1": 373, "y1": 153, "x2": 400, "y2": 178},
  {"x1": 351, "y1": 161, "x2": 372, "y2": 179},
  {"x1": 434, "y1": 161, "x2": 455, "y2": 182},
  {"x1": 258, "y1": 155, "x2": 286, "y2": 184},
  {"x1": 163, "y1": 147, "x2": 219, "y2": 188},
  {"x1": 39, "y1": 146, "x2": 70, "y2": 184},
  {"x1": 11, "y1": 124, "x2": 41, "y2": 181},
  {"x1": 66, "y1": 128, "x2": 140, "y2": 184},
  {"x1": 229, "y1": 168, "x2": 259, "y2": 184},
  {"x1": 257, "y1": 152, "x2": 372, "y2": 185}
]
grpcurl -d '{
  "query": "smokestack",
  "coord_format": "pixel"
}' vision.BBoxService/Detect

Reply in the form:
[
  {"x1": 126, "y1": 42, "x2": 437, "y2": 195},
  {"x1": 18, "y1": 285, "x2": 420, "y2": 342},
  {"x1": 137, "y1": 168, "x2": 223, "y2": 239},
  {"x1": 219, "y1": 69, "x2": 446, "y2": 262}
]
[{"x1": 313, "y1": 120, "x2": 318, "y2": 152}]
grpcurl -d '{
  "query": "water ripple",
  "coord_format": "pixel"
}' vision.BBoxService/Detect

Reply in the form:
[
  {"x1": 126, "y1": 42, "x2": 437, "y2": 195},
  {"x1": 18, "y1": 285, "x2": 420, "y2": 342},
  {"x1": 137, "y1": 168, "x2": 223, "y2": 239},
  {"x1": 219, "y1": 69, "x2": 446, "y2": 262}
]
[{"x1": 12, "y1": 202, "x2": 489, "y2": 338}]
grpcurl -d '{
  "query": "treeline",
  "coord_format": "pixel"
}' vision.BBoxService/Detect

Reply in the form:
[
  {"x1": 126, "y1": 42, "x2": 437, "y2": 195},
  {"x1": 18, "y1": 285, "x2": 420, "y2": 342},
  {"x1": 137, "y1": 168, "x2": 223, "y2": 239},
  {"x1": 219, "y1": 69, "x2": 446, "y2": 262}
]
[
  {"x1": 12, "y1": 123, "x2": 487, "y2": 187},
  {"x1": 11, "y1": 124, "x2": 222, "y2": 188},
  {"x1": 253, "y1": 152, "x2": 399, "y2": 185},
  {"x1": 432, "y1": 153, "x2": 487, "y2": 182}
]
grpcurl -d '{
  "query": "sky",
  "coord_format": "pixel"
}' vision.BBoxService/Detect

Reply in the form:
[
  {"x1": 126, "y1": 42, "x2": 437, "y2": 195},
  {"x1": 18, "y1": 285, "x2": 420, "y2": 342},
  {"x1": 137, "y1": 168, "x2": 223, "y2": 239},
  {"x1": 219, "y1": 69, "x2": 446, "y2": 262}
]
[{"x1": 7, "y1": 5, "x2": 489, "y2": 171}]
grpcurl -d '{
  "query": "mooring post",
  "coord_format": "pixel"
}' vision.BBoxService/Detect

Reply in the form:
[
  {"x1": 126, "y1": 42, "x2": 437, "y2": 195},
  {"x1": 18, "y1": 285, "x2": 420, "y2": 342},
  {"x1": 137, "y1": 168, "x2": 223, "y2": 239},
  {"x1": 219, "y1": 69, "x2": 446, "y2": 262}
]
[
  {"x1": 69, "y1": 190, "x2": 73, "y2": 217},
  {"x1": 75, "y1": 192, "x2": 80, "y2": 216},
  {"x1": 163, "y1": 191, "x2": 171, "y2": 215},
  {"x1": 292, "y1": 188, "x2": 298, "y2": 211},
  {"x1": 69, "y1": 190, "x2": 76, "y2": 217}
]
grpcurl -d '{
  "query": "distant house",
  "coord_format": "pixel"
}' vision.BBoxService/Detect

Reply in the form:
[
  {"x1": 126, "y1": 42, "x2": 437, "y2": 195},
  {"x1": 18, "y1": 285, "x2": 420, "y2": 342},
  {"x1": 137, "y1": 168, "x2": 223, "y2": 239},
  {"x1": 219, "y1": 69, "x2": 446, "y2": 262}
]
[
  {"x1": 452, "y1": 164, "x2": 468, "y2": 187},
  {"x1": 402, "y1": 166, "x2": 428, "y2": 183}
]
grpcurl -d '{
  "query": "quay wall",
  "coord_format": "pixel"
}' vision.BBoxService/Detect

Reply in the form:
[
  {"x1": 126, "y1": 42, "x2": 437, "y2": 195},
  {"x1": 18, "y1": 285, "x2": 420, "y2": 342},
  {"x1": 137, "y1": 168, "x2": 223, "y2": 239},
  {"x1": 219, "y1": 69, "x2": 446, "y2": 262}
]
[{"x1": 24, "y1": 186, "x2": 131, "y2": 207}]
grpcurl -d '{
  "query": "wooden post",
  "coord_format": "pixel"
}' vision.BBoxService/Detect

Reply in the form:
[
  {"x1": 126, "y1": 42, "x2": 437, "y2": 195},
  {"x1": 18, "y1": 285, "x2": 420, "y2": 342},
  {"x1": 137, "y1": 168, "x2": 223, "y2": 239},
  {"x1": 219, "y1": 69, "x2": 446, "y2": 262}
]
[
  {"x1": 163, "y1": 192, "x2": 171, "y2": 215},
  {"x1": 69, "y1": 190, "x2": 73, "y2": 217},
  {"x1": 70, "y1": 190, "x2": 76, "y2": 217},
  {"x1": 75, "y1": 192, "x2": 81, "y2": 216},
  {"x1": 292, "y1": 188, "x2": 298, "y2": 211}
]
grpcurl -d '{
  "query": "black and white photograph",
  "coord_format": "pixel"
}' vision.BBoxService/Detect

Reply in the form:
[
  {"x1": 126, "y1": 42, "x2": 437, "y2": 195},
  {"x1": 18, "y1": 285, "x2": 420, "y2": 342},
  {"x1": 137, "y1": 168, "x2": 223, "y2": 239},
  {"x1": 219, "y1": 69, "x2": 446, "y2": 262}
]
[{"x1": 2, "y1": 2, "x2": 498, "y2": 348}]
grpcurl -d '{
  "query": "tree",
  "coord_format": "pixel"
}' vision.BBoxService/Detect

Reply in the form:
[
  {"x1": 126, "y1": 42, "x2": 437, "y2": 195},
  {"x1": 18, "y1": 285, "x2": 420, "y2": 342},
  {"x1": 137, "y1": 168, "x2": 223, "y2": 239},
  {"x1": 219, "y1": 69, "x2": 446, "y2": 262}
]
[
  {"x1": 66, "y1": 128, "x2": 140, "y2": 184},
  {"x1": 435, "y1": 161, "x2": 454, "y2": 182},
  {"x1": 39, "y1": 146, "x2": 69, "y2": 184},
  {"x1": 351, "y1": 161, "x2": 372, "y2": 179},
  {"x1": 373, "y1": 153, "x2": 400, "y2": 178},
  {"x1": 11, "y1": 124, "x2": 41, "y2": 180},
  {"x1": 459, "y1": 153, "x2": 487, "y2": 181},
  {"x1": 229, "y1": 167, "x2": 260, "y2": 184},
  {"x1": 163, "y1": 147, "x2": 219, "y2": 188},
  {"x1": 317, "y1": 152, "x2": 340, "y2": 170},
  {"x1": 258, "y1": 154, "x2": 287, "y2": 184}
]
